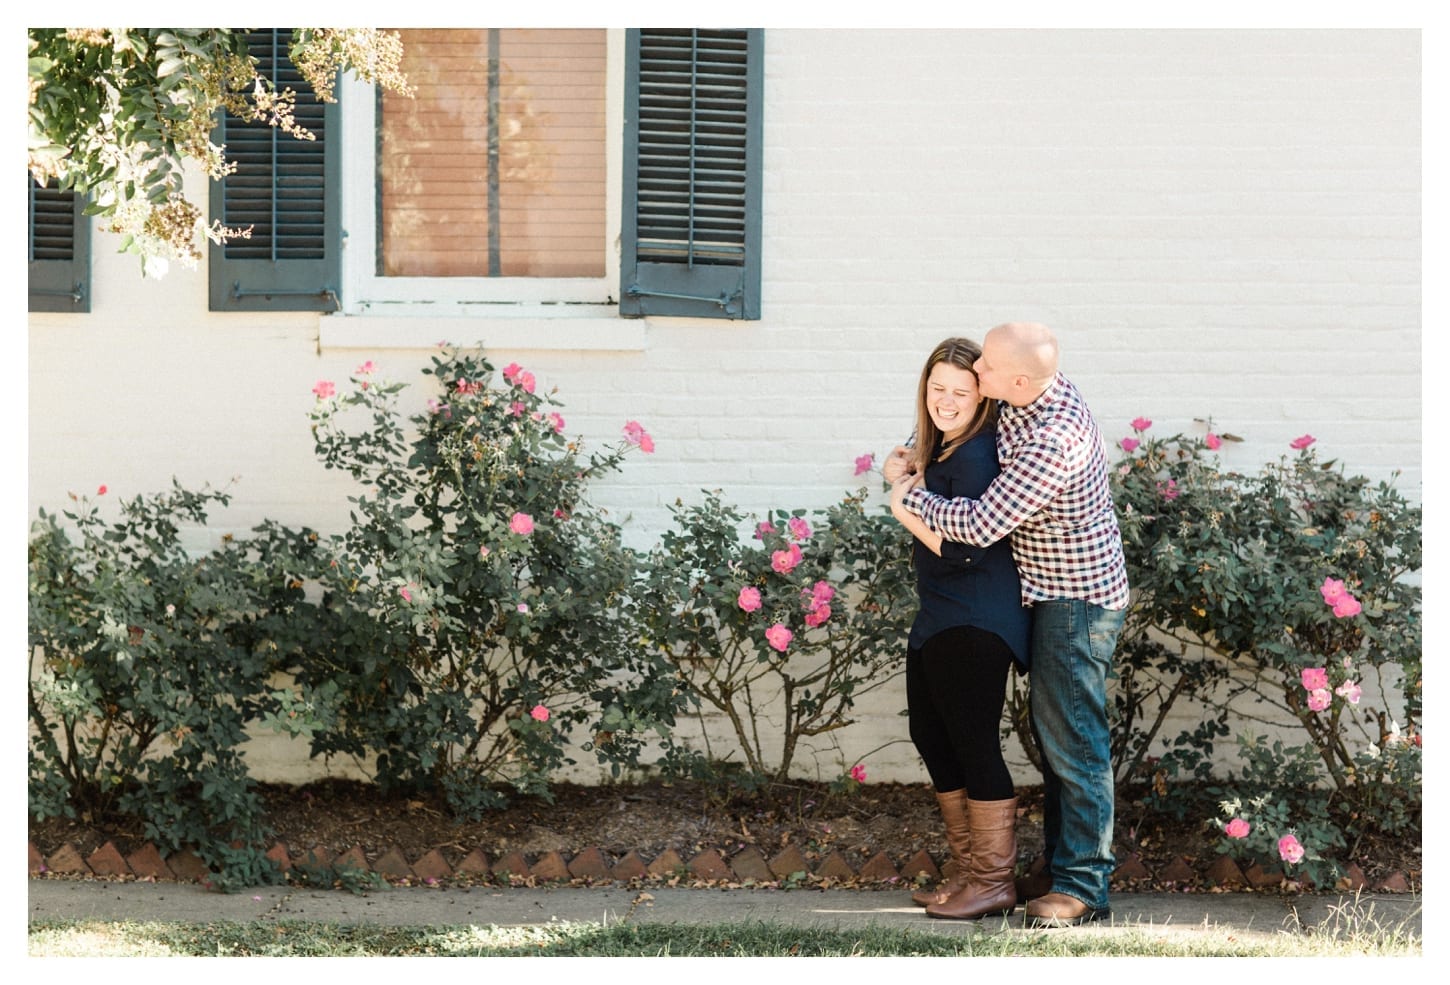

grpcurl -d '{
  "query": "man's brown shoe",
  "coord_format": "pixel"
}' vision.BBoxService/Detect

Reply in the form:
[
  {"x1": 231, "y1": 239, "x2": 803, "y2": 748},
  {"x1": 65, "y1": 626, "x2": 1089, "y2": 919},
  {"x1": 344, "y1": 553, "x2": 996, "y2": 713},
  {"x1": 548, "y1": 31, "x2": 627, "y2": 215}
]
[{"x1": 1024, "y1": 892, "x2": 1109, "y2": 928}]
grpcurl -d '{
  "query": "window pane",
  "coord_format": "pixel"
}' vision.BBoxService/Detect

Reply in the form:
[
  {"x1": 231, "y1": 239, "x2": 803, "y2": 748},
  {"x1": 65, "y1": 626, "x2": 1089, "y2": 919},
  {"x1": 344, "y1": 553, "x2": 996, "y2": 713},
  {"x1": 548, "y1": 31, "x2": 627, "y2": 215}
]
[{"x1": 380, "y1": 28, "x2": 607, "y2": 278}]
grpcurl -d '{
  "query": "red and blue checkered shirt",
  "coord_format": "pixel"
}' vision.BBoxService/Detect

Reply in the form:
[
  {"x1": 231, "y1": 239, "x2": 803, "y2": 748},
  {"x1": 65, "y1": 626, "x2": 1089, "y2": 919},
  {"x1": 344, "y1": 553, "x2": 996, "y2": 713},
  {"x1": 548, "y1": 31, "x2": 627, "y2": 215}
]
[{"x1": 903, "y1": 372, "x2": 1130, "y2": 610}]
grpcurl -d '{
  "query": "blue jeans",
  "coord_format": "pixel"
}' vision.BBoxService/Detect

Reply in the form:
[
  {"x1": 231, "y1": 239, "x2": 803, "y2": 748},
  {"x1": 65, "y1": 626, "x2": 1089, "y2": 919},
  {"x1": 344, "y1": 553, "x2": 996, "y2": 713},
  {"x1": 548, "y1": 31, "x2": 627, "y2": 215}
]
[{"x1": 1028, "y1": 599, "x2": 1125, "y2": 911}]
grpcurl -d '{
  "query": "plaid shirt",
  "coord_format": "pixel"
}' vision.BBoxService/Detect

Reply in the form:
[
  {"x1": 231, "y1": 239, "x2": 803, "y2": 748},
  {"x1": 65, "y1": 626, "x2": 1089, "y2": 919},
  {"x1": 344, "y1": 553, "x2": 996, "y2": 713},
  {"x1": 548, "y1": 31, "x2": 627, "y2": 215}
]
[{"x1": 903, "y1": 372, "x2": 1129, "y2": 609}]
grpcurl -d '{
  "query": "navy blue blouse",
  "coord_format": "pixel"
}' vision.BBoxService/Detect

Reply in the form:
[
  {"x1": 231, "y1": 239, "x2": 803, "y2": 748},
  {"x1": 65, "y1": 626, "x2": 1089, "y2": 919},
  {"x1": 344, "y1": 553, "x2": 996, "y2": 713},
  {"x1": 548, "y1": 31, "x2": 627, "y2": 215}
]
[{"x1": 907, "y1": 429, "x2": 1031, "y2": 670}]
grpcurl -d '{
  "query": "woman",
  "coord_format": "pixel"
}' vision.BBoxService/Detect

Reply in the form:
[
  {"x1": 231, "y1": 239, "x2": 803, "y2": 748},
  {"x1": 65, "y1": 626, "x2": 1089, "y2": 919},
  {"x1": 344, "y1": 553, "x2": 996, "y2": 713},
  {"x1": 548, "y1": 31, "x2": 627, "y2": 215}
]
[{"x1": 884, "y1": 337, "x2": 1030, "y2": 921}]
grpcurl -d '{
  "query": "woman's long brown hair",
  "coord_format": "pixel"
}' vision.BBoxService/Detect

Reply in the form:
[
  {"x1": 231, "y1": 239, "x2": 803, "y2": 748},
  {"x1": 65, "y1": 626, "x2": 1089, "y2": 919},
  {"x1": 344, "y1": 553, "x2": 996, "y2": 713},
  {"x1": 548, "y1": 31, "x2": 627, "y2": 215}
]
[{"x1": 910, "y1": 337, "x2": 997, "y2": 476}]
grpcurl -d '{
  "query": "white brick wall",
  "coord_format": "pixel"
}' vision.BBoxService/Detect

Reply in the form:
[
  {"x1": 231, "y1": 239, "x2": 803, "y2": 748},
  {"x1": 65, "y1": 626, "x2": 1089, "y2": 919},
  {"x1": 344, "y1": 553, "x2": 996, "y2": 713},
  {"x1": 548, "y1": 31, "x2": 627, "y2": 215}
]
[{"x1": 28, "y1": 28, "x2": 1420, "y2": 784}]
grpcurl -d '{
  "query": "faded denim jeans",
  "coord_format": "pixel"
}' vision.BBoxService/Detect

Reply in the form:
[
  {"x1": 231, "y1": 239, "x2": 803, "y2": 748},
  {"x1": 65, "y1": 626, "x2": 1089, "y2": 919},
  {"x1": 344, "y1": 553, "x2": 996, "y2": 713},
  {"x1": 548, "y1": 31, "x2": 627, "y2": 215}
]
[{"x1": 1028, "y1": 599, "x2": 1125, "y2": 912}]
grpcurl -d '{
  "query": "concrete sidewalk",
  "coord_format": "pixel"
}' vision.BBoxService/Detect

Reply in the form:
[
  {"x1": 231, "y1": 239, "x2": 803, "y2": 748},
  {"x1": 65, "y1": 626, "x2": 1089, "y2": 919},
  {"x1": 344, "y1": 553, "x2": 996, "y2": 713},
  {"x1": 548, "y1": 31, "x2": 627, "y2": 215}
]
[{"x1": 28, "y1": 878, "x2": 1422, "y2": 945}]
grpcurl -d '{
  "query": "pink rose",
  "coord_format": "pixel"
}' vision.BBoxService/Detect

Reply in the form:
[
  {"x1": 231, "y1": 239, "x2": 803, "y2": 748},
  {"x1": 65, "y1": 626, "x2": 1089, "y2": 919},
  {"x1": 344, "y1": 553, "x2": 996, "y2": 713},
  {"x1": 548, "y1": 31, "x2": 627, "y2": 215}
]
[
  {"x1": 1319, "y1": 577, "x2": 1347, "y2": 604},
  {"x1": 355, "y1": 360, "x2": 376, "y2": 375},
  {"x1": 1307, "y1": 688, "x2": 1331, "y2": 712},
  {"x1": 804, "y1": 605, "x2": 831, "y2": 628},
  {"x1": 518, "y1": 370, "x2": 536, "y2": 394},
  {"x1": 399, "y1": 586, "x2": 412, "y2": 602},
  {"x1": 1300, "y1": 667, "x2": 1329, "y2": 691},
  {"x1": 97, "y1": 484, "x2": 108, "y2": 496},
  {"x1": 517, "y1": 603, "x2": 530, "y2": 614},
  {"x1": 312, "y1": 380, "x2": 336, "y2": 399},
  {"x1": 1332, "y1": 595, "x2": 1362, "y2": 618},
  {"x1": 1159, "y1": 478, "x2": 1180, "y2": 501},
  {"x1": 1290, "y1": 434, "x2": 1316, "y2": 450},
  {"x1": 788, "y1": 516, "x2": 813, "y2": 541},
  {"x1": 548, "y1": 412, "x2": 566, "y2": 433},
  {"x1": 809, "y1": 581, "x2": 835, "y2": 607},
  {"x1": 1205, "y1": 433, "x2": 1222, "y2": 451},
  {"x1": 754, "y1": 522, "x2": 775, "y2": 541},
  {"x1": 765, "y1": 623, "x2": 793, "y2": 653},
  {"x1": 1131, "y1": 417, "x2": 1152, "y2": 432},
  {"x1": 1277, "y1": 834, "x2": 1305, "y2": 864},
  {"x1": 1224, "y1": 818, "x2": 1250, "y2": 839},
  {"x1": 509, "y1": 512, "x2": 535, "y2": 535},
  {"x1": 1335, "y1": 680, "x2": 1362, "y2": 705},
  {"x1": 854, "y1": 453, "x2": 875, "y2": 476},
  {"x1": 623, "y1": 420, "x2": 655, "y2": 453},
  {"x1": 738, "y1": 586, "x2": 762, "y2": 612},
  {"x1": 502, "y1": 362, "x2": 523, "y2": 384},
  {"x1": 772, "y1": 543, "x2": 803, "y2": 575},
  {"x1": 530, "y1": 704, "x2": 550, "y2": 722},
  {"x1": 1119, "y1": 438, "x2": 1140, "y2": 453},
  {"x1": 849, "y1": 763, "x2": 867, "y2": 783}
]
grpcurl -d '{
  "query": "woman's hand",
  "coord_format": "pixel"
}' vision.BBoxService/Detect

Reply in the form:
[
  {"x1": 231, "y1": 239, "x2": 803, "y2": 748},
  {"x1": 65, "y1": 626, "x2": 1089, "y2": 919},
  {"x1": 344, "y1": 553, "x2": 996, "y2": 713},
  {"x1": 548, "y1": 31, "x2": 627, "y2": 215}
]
[
  {"x1": 888, "y1": 468, "x2": 922, "y2": 519},
  {"x1": 882, "y1": 445, "x2": 914, "y2": 484}
]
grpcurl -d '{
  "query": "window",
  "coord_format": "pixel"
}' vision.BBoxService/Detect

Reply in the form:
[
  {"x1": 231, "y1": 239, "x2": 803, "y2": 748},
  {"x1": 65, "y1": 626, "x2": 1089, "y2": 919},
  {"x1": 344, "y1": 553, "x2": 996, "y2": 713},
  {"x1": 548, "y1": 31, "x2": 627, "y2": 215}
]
[
  {"x1": 212, "y1": 28, "x2": 763, "y2": 330},
  {"x1": 28, "y1": 179, "x2": 90, "y2": 313},
  {"x1": 379, "y1": 29, "x2": 608, "y2": 280},
  {"x1": 337, "y1": 28, "x2": 620, "y2": 314}
]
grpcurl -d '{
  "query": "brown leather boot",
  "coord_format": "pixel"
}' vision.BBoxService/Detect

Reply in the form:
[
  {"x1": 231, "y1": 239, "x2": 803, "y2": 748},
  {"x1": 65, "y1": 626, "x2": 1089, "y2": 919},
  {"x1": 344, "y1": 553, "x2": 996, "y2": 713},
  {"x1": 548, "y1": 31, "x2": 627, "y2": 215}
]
[
  {"x1": 910, "y1": 789, "x2": 971, "y2": 907},
  {"x1": 926, "y1": 796, "x2": 1018, "y2": 920}
]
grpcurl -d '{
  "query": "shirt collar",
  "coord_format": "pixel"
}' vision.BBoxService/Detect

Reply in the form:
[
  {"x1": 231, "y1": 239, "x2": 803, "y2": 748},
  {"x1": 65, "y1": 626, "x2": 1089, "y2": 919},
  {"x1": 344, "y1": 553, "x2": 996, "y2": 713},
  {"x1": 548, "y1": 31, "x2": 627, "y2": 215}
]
[{"x1": 1002, "y1": 372, "x2": 1066, "y2": 423}]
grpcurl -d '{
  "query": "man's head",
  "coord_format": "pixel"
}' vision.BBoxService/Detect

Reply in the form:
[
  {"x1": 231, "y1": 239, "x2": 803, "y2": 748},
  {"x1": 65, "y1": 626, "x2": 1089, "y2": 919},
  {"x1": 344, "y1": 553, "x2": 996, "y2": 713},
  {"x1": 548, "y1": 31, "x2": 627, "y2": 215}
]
[{"x1": 973, "y1": 322, "x2": 1059, "y2": 406}]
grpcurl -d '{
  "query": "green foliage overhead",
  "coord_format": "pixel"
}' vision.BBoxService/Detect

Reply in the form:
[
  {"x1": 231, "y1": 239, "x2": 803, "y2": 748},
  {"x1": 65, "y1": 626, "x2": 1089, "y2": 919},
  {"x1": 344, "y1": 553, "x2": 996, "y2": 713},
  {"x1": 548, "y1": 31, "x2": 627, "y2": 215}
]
[{"x1": 26, "y1": 27, "x2": 409, "y2": 276}]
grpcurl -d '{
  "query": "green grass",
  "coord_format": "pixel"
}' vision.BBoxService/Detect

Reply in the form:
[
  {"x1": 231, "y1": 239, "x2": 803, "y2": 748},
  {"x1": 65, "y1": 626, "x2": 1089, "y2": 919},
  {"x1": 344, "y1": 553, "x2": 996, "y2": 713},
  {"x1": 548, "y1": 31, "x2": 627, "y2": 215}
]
[{"x1": 28, "y1": 909, "x2": 1422, "y2": 958}]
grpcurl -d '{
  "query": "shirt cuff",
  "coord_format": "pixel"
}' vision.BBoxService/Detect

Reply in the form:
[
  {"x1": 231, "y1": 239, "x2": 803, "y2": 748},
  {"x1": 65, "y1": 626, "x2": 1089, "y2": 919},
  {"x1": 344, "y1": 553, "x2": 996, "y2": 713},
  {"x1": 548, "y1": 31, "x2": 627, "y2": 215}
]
[{"x1": 903, "y1": 486, "x2": 935, "y2": 521}]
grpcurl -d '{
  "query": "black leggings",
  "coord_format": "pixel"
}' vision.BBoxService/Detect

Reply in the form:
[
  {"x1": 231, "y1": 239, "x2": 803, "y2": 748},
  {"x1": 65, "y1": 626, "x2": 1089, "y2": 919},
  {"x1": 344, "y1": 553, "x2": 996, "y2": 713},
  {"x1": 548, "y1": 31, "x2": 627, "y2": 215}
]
[{"x1": 906, "y1": 624, "x2": 1016, "y2": 801}]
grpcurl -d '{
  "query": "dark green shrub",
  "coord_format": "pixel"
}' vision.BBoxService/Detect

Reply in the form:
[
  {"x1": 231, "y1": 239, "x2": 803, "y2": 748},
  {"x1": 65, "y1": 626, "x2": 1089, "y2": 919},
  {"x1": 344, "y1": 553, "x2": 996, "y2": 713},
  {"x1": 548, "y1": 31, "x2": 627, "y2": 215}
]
[{"x1": 27, "y1": 482, "x2": 295, "y2": 886}]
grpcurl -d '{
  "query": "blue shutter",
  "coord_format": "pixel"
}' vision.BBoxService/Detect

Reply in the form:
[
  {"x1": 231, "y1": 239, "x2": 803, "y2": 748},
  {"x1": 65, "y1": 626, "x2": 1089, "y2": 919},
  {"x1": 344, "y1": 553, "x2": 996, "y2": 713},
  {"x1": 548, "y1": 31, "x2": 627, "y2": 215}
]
[
  {"x1": 28, "y1": 179, "x2": 89, "y2": 313},
  {"x1": 622, "y1": 29, "x2": 762, "y2": 320},
  {"x1": 209, "y1": 29, "x2": 340, "y2": 312}
]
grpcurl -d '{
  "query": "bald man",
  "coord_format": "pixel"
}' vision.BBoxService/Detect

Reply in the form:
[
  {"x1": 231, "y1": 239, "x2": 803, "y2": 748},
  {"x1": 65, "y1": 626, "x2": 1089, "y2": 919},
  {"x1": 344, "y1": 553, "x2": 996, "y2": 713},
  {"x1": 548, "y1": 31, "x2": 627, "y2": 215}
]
[{"x1": 888, "y1": 321, "x2": 1129, "y2": 928}]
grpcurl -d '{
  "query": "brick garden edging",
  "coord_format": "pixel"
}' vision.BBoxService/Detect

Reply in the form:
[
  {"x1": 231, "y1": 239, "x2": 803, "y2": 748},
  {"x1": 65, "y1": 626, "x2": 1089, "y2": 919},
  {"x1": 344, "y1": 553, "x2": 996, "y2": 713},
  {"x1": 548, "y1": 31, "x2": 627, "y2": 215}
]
[{"x1": 27, "y1": 838, "x2": 1415, "y2": 894}]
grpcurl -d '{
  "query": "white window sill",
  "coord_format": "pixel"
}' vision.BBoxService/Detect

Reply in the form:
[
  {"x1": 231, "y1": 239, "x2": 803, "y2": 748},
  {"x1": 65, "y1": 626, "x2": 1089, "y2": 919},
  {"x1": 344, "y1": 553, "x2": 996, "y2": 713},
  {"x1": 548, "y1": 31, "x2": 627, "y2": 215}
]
[{"x1": 319, "y1": 309, "x2": 645, "y2": 352}]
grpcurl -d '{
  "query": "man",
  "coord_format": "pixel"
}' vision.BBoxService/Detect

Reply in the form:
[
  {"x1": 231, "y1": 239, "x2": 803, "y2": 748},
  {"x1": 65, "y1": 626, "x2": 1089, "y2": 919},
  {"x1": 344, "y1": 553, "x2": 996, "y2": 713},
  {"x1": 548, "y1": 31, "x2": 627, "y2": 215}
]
[{"x1": 887, "y1": 321, "x2": 1129, "y2": 928}]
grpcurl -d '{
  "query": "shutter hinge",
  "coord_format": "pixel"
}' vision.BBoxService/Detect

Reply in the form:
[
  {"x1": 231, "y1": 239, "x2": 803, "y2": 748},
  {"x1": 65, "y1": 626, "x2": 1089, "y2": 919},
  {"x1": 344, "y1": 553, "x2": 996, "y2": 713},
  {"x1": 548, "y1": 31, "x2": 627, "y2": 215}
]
[
  {"x1": 625, "y1": 284, "x2": 739, "y2": 315},
  {"x1": 230, "y1": 283, "x2": 340, "y2": 311},
  {"x1": 31, "y1": 282, "x2": 86, "y2": 303}
]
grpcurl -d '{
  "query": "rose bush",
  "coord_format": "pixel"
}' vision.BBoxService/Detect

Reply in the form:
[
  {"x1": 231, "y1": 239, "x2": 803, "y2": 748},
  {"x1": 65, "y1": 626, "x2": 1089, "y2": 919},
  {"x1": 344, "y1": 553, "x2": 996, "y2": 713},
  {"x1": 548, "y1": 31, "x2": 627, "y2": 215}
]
[
  {"x1": 1109, "y1": 420, "x2": 1421, "y2": 881},
  {"x1": 29, "y1": 377, "x2": 1422, "y2": 888},
  {"x1": 635, "y1": 488, "x2": 916, "y2": 784},
  {"x1": 283, "y1": 348, "x2": 691, "y2": 818}
]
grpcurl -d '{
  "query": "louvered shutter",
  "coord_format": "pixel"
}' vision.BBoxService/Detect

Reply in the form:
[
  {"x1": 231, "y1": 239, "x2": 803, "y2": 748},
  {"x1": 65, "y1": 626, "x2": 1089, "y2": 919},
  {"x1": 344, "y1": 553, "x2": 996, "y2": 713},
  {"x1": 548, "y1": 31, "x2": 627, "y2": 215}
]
[
  {"x1": 28, "y1": 179, "x2": 90, "y2": 313},
  {"x1": 621, "y1": 29, "x2": 762, "y2": 319},
  {"x1": 209, "y1": 29, "x2": 340, "y2": 312}
]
